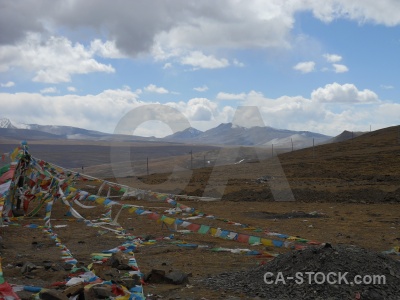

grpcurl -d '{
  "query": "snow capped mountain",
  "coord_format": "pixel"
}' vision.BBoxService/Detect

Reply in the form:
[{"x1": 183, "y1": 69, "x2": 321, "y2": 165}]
[
  {"x1": 0, "y1": 118, "x2": 17, "y2": 129},
  {"x1": 164, "y1": 123, "x2": 331, "y2": 147},
  {"x1": 0, "y1": 118, "x2": 31, "y2": 129},
  {"x1": 0, "y1": 117, "x2": 332, "y2": 148},
  {"x1": 164, "y1": 127, "x2": 203, "y2": 140}
]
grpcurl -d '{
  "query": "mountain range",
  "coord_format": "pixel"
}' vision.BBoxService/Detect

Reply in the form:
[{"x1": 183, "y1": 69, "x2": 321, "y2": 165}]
[
  {"x1": 164, "y1": 123, "x2": 331, "y2": 148},
  {"x1": 0, "y1": 117, "x2": 332, "y2": 148}
]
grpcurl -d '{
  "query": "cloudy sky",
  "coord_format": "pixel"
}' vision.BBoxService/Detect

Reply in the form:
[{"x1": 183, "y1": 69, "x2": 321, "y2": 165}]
[{"x1": 0, "y1": 0, "x2": 399, "y2": 137}]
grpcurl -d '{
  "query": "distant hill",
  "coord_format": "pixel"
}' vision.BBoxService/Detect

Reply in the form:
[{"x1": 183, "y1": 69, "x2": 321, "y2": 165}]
[
  {"x1": 106, "y1": 125, "x2": 400, "y2": 203},
  {"x1": 27, "y1": 124, "x2": 113, "y2": 139},
  {"x1": 165, "y1": 127, "x2": 203, "y2": 141},
  {"x1": 326, "y1": 130, "x2": 367, "y2": 144},
  {"x1": 0, "y1": 128, "x2": 62, "y2": 141},
  {"x1": 164, "y1": 123, "x2": 331, "y2": 147},
  {"x1": 0, "y1": 117, "x2": 331, "y2": 148},
  {"x1": 0, "y1": 118, "x2": 153, "y2": 142}
]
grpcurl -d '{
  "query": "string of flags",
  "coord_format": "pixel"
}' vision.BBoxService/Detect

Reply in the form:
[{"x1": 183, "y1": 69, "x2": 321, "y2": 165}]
[
  {"x1": 0, "y1": 143, "x2": 321, "y2": 251},
  {"x1": 40, "y1": 156, "x2": 321, "y2": 247},
  {"x1": 0, "y1": 142, "x2": 326, "y2": 299}
]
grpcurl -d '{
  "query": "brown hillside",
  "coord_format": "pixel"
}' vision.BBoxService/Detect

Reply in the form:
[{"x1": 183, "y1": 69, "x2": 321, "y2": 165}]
[{"x1": 117, "y1": 125, "x2": 400, "y2": 203}]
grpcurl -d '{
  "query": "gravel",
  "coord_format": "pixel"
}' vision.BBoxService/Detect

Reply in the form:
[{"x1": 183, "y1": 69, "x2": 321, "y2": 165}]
[{"x1": 203, "y1": 243, "x2": 400, "y2": 299}]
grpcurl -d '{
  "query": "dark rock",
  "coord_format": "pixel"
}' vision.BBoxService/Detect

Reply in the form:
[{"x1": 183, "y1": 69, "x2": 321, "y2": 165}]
[
  {"x1": 50, "y1": 263, "x2": 65, "y2": 271},
  {"x1": 165, "y1": 270, "x2": 189, "y2": 285},
  {"x1": 42, "y1": 260, "x2": 53, "y2": 270},
  {"x1": 100, "y1": 268, "x2": 120, "y2": 281},
  {"x1": 90, "y1": 263, "x2": 122, "y2": 281},
  {"x1": 21, "y1": 262, "x2": 36, "y2": 274},
  {"x1": 144, "y1": 234, "x2": 156, "y2": 241},
  {"x1": 116, "y1": 263, "x2": 132, "y2": 270},
  {"x1": 63, "y1": 282, "x2": 84, "y2": 297},
  {"x1": 39, "y1": 289, "x2": 69, "y2": 300},
  {"x1": 144, "y1": 269, "x2": 166, "y2": 283},
  {"x1": 108, "y1": 251, "x2": 131, "y2": 268},
  {"x1": 120, "y1": 275, "x2": 141, "y2": 289},
  {"x1": 92, "y1": 285, "x2": 113, "y2": 298},
  {"x1": 63, "y1": 263, "x2": 73, "y2": 271}
]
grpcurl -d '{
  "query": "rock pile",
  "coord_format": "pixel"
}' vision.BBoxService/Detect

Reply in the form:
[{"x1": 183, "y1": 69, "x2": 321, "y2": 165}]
[{"x1": 204, "y1": 244, "x2": 400, "y2": 299}]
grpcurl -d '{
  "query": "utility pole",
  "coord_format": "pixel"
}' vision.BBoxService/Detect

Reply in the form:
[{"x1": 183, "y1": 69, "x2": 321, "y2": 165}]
[
  {"x1": 271, "y1": 144, "x2": 274, "y2": 157},
  {"x1": 203, "y1": 155, "x2": 206, "y2": 168},
  {"x1": 312, "y1": 138, "x2": 315, "y2": 159},
  {"x1": 147, "y1": 157, "x2": 149, "y2": 176},
  {"x1": 190, "y1": 150, "x2": 193, "y2": 169},
  {"x1": 291, "y1": 138, "x2": 293, "y2": 152}
]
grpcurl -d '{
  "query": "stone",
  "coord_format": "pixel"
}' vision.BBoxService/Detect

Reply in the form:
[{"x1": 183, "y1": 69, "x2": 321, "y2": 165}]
[
  {"x1": 144, "y1": 269, "x2": 166, "y2": 283},
  {"x1": 21, "y1": 262, "x2": 36, "y2": 274},
  {"x1": 63, "y1": 282, "x2": 84, "y2": 297},
  {"x1": 165, "y1": 270, "x2": 190, "y2": 285},
  {"x1": 91, "y1": 264, "x2": 120, "y2": 281},
  {"x1": 116, "y1": 263, "x2": 132, "y2": 270},
  {"x1": 120, "y1": 274, "x2": 141, "y2": 289},
  {"x1": 39, "y1": 289, "x2": 69, "y2": 300},
  {"x1": 92, "y1": 285, "x2": 113, "y2": 298},
  {"x1": 50, "y1": 263, "x2": 65, "y2": 271},
  {"x1": 108, "y1": 251, "x2": 131, "y2": 268}
]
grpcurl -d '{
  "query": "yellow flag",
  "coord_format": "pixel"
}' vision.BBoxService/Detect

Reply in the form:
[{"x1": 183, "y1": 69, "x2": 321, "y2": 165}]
[
  {"x1": 163, "y1": 217, "x2": 175, "y2": 225},
  {"x1": 261, "y1": 238, "x2": 273, "y2": 247}
]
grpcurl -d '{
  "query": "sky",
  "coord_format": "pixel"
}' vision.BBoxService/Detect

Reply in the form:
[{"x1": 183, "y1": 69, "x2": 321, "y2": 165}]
[{"x1": 0, "y1": 0, "x2": 399, "y2": 137}]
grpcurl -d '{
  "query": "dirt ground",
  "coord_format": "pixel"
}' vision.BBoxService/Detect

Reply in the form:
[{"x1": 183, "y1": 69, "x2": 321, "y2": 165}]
[
  {"x1": 1, "y1": 190, "x2": 399, "y2": 299},
  {"x1": 1, "y1": 126, "x2": 399, "y2": 299}
]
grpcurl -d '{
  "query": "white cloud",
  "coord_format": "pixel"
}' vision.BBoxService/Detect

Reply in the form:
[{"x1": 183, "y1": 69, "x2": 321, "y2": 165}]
[
  {"x1": 1, "y1": 0, "x2": 399, "y2": 90},
  {"x1": 323, "y1": 53, "x2": 342, "y2": 63},
  {"x1": 67, "y1": 86, "x2": 77, "y2": 92},
  {"x1": 90, "y1": 39, "x2": 125, "y2": 59},
  {"x1": 167, "y1": 98, "x2": 218, "y2": 122},
  {"x1": 216, "y1": 92, "x2": 247, "y2": 100},
  {"x1": 144, "y1": 84, "x2": 169, "y2": 94},
  {"x1": 0, "y1": 33, "x2": 115, "y2": 83},
  {"x1": 40, "y1": 87, "x2": 58, "y2": 94},
  {"x1": 374, "y1": 102, "x2": 400, "y2": 123},
  {"x1": 0, "y1": 83, "x2": 397, "y2": 138},
  {"x1": 293, "y1": 61, "x2": 315, "y2": 73},
  {"x1": 332, "y1": 64, "x2": 349, "y2": 73},
  {"x1": 233, "y1": 59, "x2": 245, "y2": 67},
  {"x1": 0, "y1": 89, "x2": 142, "y2": 133},
  {"x1": 307, "y1": 1, "x2": 400, "y2": 26},
  {"x1": 180, "y1": 51, "x2": 229, "y2": 69},
  {"x1": 193, "y1": 85, "x2": 208, "y2": 92},
  {"x1": 243, "y1": 91, "x2": 325, "y2": 130},
  {"x1": 0, "y1": 81, "x2": 15, "y2": 87},
  {"x1": 311, "y1": 82, "x2": 378, "y2": 103},
  {"x1": 380, "y1": 84, "x2": 394, "y2": 89},
  {"x1": 132, "y1": 120, "x2": 173, "y2": 138},
  {"x1": 2, "y1": 1, "x2": 400, "y2": 63}
]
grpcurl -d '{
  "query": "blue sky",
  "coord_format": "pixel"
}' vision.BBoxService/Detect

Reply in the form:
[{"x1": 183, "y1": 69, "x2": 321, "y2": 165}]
[{"x1": 0, "y1": 0, "x2": 399, "y2": 137}]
